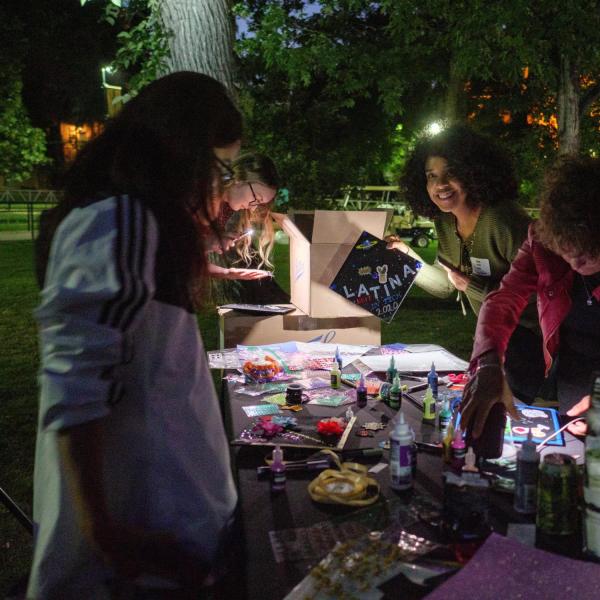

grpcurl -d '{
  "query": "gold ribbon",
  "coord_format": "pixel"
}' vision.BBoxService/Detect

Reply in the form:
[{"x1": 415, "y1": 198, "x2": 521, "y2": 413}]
[{"x1": 307, "y1": 449, "x2": 380, "y2": 507}]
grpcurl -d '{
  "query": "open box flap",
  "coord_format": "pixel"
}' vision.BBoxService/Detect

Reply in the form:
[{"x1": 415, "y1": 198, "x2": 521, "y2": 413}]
[{"x1": 312, "y1": 210, "x2": 390, "y2": 244}]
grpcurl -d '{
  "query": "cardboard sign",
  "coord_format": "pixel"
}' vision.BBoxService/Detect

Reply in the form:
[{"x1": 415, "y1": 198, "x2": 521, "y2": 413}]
[{"x1": 329, "y1": 231, "x2": 421, "y2": 323}]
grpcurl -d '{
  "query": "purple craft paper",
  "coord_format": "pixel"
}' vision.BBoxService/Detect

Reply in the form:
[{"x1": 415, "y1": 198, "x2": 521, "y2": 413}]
[{"x1": 425, "y1": 533, "x2": 600, "y2": 600}]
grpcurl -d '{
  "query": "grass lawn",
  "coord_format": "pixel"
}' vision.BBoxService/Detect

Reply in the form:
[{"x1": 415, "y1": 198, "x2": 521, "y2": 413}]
[{"x1": 0, "y1": 237, "x2": 476, "y2": 594}]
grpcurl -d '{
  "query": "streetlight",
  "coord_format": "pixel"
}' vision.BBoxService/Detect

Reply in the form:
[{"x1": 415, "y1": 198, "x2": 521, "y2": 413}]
[
  {"x1": 425, "y1": 121, "x2": 444, "y2": 136},
  {"x1": 101, "y1": 66, "x2": 122, "y2": 117}
]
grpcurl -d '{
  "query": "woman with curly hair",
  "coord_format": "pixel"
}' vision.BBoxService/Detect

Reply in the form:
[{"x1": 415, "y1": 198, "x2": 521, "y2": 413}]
[
  {"x1": 461, "y1": 156, "x2": 600, "y2": 440},
  {"x1": 387, "y1": 125, "x2": 544, "y2": 402}
]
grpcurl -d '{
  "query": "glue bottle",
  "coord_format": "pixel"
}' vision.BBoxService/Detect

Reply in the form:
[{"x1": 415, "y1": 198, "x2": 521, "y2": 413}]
[
  {"x1": 390, "y1": 411, "x2": 413, "y2": 491},
  {"x1": 451, "y1": 427, "x2": 467, "y2": 470},
  {"x1": 428, "y1": 362, "x2": 438, "y2": 399},
  {"x1": 330, "y1": 362, "x2": 341, "y2": 389},
  {"x1": 422, "y1": 386, "x2": 436, "y2": 425},
  {"x1": 439, "y1": 397, "x2": 452, "y2": 434},
  {"x1": 270, "y1": 445, "x2": 286, "y2": 493},
  {"x1": 514, "y1": 430, "x2": 539, "y2": 514},
  {"x1": 356, "y1": 374, "x2": 368, "y2": 409},
  {"x1": 335, "y1": 346, "x2": 343, "y2": 371},
  {"x1": 386, "y1": 356, "x2": 397, "y2": 383},
  {"x1": 389, "y1": 374, "x2": 402, "y2": 410}
]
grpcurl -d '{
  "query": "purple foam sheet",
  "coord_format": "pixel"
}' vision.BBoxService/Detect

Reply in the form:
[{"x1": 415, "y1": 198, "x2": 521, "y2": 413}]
[{"x1": 425, "y1": 533, "x2": 600, "y2": 600}]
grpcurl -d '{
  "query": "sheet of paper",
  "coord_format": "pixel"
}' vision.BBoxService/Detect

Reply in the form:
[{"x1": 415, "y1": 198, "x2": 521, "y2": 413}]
[
  {"x1": 295, "y1": 341, "x2": 374, "y2": 367},
  {"x1": 357, "y1": 349, "x2": 468, "y2": 373}
]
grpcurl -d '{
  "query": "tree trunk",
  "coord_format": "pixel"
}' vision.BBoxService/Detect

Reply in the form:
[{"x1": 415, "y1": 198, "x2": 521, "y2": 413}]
[
  {"x1": 159, "y1": 0, "x2": 235, "y2": 93},
  {"x1": 557, "y1": 54, "x2": 580, "y2": 156},
  {"x1": 444, "y1": 59, "x2": 464, "y2": 124}
]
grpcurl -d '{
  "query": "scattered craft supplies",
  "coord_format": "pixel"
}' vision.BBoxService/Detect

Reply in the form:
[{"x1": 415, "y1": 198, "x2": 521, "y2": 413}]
[
  {"x1": 329, "y1": 231, "x2": 421, "y2": 323},
  {"x1": 242, "y1": 404, "x2": 280, "y2": 417}
]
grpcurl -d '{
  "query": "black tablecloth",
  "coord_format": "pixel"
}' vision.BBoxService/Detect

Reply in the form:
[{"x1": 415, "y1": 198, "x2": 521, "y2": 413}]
[{"x1": 220, "y1": 372, "x2": 585, "y2": 600}]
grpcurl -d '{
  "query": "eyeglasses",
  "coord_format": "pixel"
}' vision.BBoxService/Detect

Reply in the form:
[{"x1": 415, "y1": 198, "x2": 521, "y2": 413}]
[
  {"x1": 248, "y1": 182, "x2": 278, "y2": 208},
  {"x1": 214, "y1": 155, "x2": 234, "y2": 184},
  {"x1": 248, "y1": 182, "x2": 260, "y2": 207}
]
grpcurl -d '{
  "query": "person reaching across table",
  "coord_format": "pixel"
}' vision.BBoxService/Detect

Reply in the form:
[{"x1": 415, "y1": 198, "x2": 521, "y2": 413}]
[
  {"x1": 387, "y1": 125, "x2": 544, "y2": 403},
  {"x1": 461, "y1": 156, "x2": 600, "y2": 440}
]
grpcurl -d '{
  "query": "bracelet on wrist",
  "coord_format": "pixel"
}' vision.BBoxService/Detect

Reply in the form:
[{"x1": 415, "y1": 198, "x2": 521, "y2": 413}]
[{"x1": 476, "y1": 363, "x2": 502, "y2": 373}]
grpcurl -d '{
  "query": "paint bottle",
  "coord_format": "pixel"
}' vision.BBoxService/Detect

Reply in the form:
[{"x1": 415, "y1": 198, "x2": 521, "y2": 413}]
[
  {"x1": 451, "y1": 427, "x2": 467, "y2": 470},
  {"x1": 422, "y1": 386, "x2": 436, "y2": 425},
  {"x1": 428, "y1": 362, "x2": 438, "y2": 399},
  {"x1": 439, "y1": 397, "x2": 452, "y2": 434},
  {"x1": 345, "y1": 406, "x2": 354, "y2": 422},
  {"x1": 330, "y1": 362, "x2": 341, "y2": 389},
  {"x1": 442, "y1": 423, "x2": 455, "y2": 464},
  {"x1": 356, "y1": 374, "x2": 368, "y2": 409},
  {"x1": 270, "y1": 445, "x2": 286, "y2": 493},
  {"x1": 335, "y1": 346, "x2": 343, "y2": 371},
  {"x1": 386, "y1": 355, "x2": 397, "y2": 383},
  {"x1": 389, "y1": 374, "x2": 402, "y2": 410},
  {"x1": 410, "y1": 425, "x2": 418, "y2": 479},
  {"x1": 379, "y1": 382, "x2": 391, "y2": 403},
  {"x1": 390, "y1": 411, "x2": 413, "y2": 491},
  {"x1": 514, "y1": 430, "x2": 540, "y2": 514},
  {"x1": 462, "y1": 446, "x2": 478, "y2": 474}
]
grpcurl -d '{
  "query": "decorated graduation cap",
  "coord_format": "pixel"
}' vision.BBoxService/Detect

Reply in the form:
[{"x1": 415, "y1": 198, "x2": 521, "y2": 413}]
[{"x1": 329, "y1": 231, "x2": 421, "y2": 323}]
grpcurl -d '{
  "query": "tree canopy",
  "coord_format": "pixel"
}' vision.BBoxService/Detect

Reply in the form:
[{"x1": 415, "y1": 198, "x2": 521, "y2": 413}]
[{"x1": 12, "y1": 0, "x2": 600, "y2": 201}]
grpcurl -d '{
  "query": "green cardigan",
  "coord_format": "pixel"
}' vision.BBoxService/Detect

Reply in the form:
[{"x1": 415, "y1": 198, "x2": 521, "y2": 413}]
[{"x1": 405, "y1": 201, "x2": 539, "y2": 331}]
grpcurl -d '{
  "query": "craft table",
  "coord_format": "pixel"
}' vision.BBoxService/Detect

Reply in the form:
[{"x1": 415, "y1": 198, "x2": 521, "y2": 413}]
[{"x1": 219, "y1": 372, "x2": 586, "y2": 600}]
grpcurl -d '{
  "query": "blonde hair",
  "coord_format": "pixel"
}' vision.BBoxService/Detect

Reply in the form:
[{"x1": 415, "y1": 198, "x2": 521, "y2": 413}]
[{"x1": 225, "y1": 152, "x2": 279, "y2": 269}]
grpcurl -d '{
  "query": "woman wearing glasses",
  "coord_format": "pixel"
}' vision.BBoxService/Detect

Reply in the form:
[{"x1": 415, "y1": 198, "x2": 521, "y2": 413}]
[
  {"x1": 387, "y1": 125, "x2": 544, "y2": 403},
  {"x1": 31, "y1": 72, "x2": 243, "y2": 597},
  {"x1": 208, "y1": 152, "x2": 280, "y2": 281}
]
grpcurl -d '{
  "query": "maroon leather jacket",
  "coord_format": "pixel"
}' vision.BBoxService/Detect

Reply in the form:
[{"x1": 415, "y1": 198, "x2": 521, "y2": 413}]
[{"x1": 471, "y1": 224, "x2": 600, "y2": 374}]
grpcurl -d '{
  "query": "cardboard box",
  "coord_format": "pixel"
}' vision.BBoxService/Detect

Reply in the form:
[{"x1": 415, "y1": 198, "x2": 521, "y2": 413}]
[
  {"x1": 218, "y1": 305, "x2": 381, "y2": 349},
  {"x1": 272, "y1": 210, "x2": 391, "y2": 318}
]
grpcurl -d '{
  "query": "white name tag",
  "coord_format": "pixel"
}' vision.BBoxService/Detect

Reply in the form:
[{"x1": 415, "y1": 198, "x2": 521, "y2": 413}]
[{"x1": 470, "y1": 257, "x2": 491, "y2": 276}]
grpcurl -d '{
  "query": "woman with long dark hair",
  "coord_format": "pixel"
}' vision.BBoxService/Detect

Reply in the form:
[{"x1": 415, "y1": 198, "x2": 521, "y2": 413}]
[{"x1": 29, "y1": 72, "x2": 243, "y2": 598}]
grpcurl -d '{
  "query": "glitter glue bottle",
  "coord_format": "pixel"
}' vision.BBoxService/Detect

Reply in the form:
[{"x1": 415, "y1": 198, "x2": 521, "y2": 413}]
[
  {"x1": 451, "y1": 427, "x2": 467, "y2": 470},
  {"x1": 514, "y1": 430, "x2": 539, "y2": 514},
  {"x1": 330, "y1": 362, "x2": 341, "y2": 389},
  {"x1": 386, "y1": 356, "x2": 397, "y2": 383},
  {"x1": 390, "y1": 411, "x2": 413, "y2": 491},
  {"x1": 439, "y1": 397, "x2": 452, "y2": 435},
  {"x1": 428, "y1": 362, "x2": 438, "y2": 399},
  {"x1": 422, "y1": 386, "x2": 436, "y2": 425},
  {"x1": 389, "y1": 374, "x2": 402, "y2": 410},
  {"x1": 270, "y1": 445, "x2": 286, "y2": 493},
  {"x1": 356, "y1": 374, "x2": 368, "y2": 408},
  {"x1": 335, "y1": 346, "x2": 343, "y2": 371}
]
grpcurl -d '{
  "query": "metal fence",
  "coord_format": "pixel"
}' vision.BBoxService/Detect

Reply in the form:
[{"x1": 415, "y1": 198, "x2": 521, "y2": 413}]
[{"x1": 0, "y1": 189, "x2": 62, "y2": 239}]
